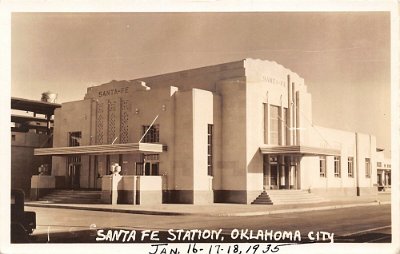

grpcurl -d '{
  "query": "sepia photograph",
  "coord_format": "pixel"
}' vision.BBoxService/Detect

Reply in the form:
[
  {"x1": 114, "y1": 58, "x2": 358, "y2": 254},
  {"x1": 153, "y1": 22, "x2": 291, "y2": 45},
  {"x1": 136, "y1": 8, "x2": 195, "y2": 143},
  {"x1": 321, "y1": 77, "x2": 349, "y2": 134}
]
[{"x1": 2, "y1": 2, "x2": 399, "y2": 254}]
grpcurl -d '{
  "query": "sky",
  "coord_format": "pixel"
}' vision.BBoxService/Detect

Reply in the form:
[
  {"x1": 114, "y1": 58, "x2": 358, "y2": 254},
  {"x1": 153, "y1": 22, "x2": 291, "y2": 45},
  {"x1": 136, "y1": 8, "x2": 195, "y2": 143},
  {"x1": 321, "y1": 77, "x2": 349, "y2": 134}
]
[{"x1": 11, "y1": 12, "x2": 391, "y2": 155}]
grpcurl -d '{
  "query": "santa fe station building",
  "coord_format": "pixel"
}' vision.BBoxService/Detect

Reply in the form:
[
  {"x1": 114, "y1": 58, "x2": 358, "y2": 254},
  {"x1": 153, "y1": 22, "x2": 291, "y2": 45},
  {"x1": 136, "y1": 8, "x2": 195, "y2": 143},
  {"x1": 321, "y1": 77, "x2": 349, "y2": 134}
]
[{"x1": 34, "y1": 59, "x2": 385, "y2": 205}]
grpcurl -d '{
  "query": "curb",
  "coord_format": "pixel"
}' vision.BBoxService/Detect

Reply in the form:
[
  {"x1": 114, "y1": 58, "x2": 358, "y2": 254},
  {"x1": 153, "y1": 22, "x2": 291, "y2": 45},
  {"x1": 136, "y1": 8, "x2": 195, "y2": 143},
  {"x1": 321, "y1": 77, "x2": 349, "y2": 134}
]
[
  {"x1": 220, "y1": 201, "x2": 391, "y2": 216},
  {"x1": 25, "y1": 203, "x2": 187, "y2": 216},
  {"x1": 25, "y1": 201, "x2": 391, "y2": 217}
]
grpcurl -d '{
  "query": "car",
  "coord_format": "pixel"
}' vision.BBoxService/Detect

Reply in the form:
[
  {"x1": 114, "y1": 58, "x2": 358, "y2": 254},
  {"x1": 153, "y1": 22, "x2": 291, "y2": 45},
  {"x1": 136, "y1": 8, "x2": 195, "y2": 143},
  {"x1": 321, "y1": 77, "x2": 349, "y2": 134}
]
[{"x1": 11, "y1": 189, "x2": 36, "y2": 243}]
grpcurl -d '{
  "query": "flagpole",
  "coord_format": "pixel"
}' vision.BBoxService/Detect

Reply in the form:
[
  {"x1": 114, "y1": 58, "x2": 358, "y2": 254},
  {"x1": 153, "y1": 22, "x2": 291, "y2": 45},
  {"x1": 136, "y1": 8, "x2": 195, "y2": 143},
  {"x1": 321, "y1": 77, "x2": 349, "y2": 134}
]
[{"x1": 138, "y1": 114, "x2": 159, "y2": 143}]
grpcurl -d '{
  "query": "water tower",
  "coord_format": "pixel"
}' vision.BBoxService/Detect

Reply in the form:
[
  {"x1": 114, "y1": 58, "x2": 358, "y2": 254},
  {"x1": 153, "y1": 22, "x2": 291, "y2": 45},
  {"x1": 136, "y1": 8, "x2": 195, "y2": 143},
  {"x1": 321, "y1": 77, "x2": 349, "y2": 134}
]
[{"x1": 41, "y1": 91, "x2": 58, "y2": 103}]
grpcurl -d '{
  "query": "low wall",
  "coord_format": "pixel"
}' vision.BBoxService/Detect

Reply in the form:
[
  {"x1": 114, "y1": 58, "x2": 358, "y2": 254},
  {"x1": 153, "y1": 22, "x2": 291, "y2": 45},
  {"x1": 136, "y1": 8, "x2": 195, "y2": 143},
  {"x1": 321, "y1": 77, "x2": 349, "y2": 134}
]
[
  {"x1": 214, "y1": 190, "x2": 248, "y2": 204},
  {"x1": 30, "y1": 175, "x2": 55, "y2": 200},
  {"x1": 101, "y1": 176, "x2": 112, "y2": 204},
  {"x1": 137, "y1": 176, "x2": 162, "y2": 205},
  {"x1": 101, "y1": 175, "x2": 162, "y2": 205},
  {"x1": 120, "y1": 176, "x2": 137, "y2": 204},
  {"x1": 310, "y1": 187, "x2": 358, "y2": 197},
  {"x1": 310, "y1": 187, "x2": 378, "y2": 198},
  {"x1": 357, "y1": 186, "x2": 378, "y2": 196}
]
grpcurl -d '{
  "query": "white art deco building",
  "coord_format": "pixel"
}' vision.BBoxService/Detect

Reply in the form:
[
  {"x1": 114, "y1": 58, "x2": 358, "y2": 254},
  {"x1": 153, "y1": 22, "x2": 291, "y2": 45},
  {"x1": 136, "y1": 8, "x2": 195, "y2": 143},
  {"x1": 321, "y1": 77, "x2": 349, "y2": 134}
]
[{"x1": 33, "y1": 59, "x2": 385, "y2": 205}]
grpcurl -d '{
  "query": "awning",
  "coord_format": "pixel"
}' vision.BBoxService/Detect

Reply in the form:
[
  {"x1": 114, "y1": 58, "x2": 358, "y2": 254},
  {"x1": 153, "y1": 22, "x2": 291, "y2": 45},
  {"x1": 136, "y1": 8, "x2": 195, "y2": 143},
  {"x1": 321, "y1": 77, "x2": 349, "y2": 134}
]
[
  {"x1": 11, "y1": 114, "x2": 54, "y2": 124},
  {"x1": 12, "y1": 97, "x2": 61, "y2": 116},
  {"x1": 259, "y1": 145, "x2": 340, "y2": 156},
  {"x1": 34, "y1": 143, "x2": 164, "y2": 156}
]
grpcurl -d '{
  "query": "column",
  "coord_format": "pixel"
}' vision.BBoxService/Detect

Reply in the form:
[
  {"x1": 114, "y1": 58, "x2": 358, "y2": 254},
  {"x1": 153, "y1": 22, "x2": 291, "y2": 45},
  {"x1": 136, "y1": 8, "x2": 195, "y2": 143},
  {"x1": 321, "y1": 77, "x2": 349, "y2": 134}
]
[
  {"x1": 279, "y1": 156, "x2": 285, "y2": 189},
  {"x1": 287, "y1": 75, "x2": 293, "y2": 146},
  {"x1": 263, "y1": 155, "x2": 270, "y2": 191},
  {"x1": 382, "y1": 171, "x2": 386, "y2": 186},
  {"x1": 292, "y1": 82, "x2": 296, "y2": 145},
  {"x1": 264, "y1": 103, "x2": 270, "y2": 144},
  {"x1": 279, "y1": 94, "x2": 284, "y2": 145},
  {"x1": 296, "y1": 157, "x2": 301, "y2": 190},
  {"x1": 289, "y1": 156, "x2": 295, "y2": 189},
  {"x1": 295, "y1": 91, "x2": 300, "y2": 145}
]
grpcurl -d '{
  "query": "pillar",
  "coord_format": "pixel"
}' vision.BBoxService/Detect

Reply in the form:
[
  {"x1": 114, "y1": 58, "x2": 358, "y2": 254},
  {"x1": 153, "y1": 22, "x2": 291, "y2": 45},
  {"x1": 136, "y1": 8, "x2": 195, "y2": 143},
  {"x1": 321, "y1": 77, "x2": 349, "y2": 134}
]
[
  {"x1": 287, "y1": 75, "x2": 293, "y2": 146},
  {"x1": 296, "y1": 157, "x2": 301, "y2": 190},
  {"x1": 279, "y1": 156, "x2": 285, "y2": 189},
  {"x1": 290, "y1": 156, "x2": 295, "y2": 189},
  {"x1": 264, "y1": 103, "x2": 270, "y2": 144},
  {"x1": 263, "y1": 155, "x2": 270, "y2": 191},
  {"x1": 382, "y1": 171, "x2": 386, "y2": 186},
  {"x1": 279, "y1": 95, "x2": 284, "y2": 146}
]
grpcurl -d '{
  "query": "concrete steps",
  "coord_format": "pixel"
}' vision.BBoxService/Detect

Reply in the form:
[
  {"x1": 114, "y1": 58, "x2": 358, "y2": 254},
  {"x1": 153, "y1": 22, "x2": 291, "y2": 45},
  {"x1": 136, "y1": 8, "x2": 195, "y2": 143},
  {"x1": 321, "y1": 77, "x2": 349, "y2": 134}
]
[
  {"x1": 39, "y1": 189, "x2": 102, "y2": 204},
  {"x1": 252, "y1": 190, "x2": 328, "y2": 205},
  {"x1": 379, "y1": 187, "x2": 391, "y2": 193},
  {"x1": 251, "y1": 191, "x2": 273, "y2": 205}
]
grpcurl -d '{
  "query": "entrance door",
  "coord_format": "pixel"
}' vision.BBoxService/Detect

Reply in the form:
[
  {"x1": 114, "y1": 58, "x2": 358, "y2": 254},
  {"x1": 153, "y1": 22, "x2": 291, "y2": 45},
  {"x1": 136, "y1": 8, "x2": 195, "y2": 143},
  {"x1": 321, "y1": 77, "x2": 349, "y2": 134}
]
[
  {"x1": 143, "y1": 162, "x2": 160, "y2": 175},
  {"x1": 266, "y1": 156, "x2": 299, "y2": 190},
  {"x1": 142, "y1": 154, "x2": 160, "y2": 176},
  {"x1": 264, "y1": 155, "x2": 300, "y2": 190},
  {"x1": 68, "y1": 164, "x2": 80, "y2": 189},
  {"x1": 270, "y1": 164, "x2": 278, "y2": 189}
]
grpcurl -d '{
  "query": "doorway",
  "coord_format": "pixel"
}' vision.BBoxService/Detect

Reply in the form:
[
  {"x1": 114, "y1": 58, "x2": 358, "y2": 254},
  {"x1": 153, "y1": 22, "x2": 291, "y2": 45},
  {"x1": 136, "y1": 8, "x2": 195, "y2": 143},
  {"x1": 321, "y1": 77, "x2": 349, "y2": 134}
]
[
  {"x1": 264, "y1": 155, "x2": 298, "y2": 190},
  {"x1": 270, "y1": 164, "x2": 278, "y2": 189},
  {"x1": 68, "y1": 164, "x2": 81, "y2": 189}
]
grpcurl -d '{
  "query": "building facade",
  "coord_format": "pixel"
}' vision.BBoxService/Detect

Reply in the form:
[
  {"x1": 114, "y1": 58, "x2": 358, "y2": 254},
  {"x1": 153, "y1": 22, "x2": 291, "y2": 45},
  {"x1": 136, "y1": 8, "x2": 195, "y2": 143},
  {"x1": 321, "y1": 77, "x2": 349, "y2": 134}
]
[
  {"x1": 11, "y1": 97, "x2": 59, "y2": 197},
  {"x1": 376, "y1": 149, "x2": 391, "y2": 191},
  {"x1": 35, "y1": 59, "x2": 384, "y2": 204}
]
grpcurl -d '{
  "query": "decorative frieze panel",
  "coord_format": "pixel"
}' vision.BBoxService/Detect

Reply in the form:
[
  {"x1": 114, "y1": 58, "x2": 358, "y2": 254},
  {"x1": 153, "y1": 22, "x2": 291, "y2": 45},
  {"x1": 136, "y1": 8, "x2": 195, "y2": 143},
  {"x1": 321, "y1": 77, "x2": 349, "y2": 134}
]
[
  {"x1": 108, "y1": 100, "x2": 116, "y2": 144},
  {"x1": 120, "y1": 99, "x2": 129, "y2": 143},
  {"x1": 96, "y1": 103, "x2": 104, "y2": 145}
]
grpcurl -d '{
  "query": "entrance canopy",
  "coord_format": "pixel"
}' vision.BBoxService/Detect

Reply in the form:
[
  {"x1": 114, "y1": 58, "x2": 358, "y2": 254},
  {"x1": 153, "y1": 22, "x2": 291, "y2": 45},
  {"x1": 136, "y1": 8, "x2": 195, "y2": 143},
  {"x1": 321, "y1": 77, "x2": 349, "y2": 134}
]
[
  {"x1": 259, "y1": 145, "x2": 340, "y2": 156},
  {"x1": 34, "y1": 143, "x2": 164, "y2": 156}
]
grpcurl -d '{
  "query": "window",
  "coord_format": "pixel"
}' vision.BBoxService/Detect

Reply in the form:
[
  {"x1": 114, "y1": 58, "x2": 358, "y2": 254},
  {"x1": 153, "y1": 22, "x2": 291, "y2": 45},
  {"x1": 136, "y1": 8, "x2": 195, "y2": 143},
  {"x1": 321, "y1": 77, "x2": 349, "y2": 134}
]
[
  {"x1": 11, "y1": 134, "x2": 16, "y2": 141},
  {"x1": 136, "y1": 162, "x2": 159, "y2": 176},
  {"x1": 282, "y1": 108, "x2": 288, "y2": 145},
  {"x1": 142, "y1": 124, "x2": 159, "y2": 143},
  {"x1": 334, "y1": 156, "x2": 341, "y2": 177},
  {"x1": 319, "y1": 156, "x2": 326, "y2": 177},
  {"x1": 207, "y1": 124, "x2": 213, "y2": 176},
  {"x1": 151, "y1": 163, "x2": 159, "y2": 175},
  {"x1": 137, "y1": 154, "x2": 160, "y2": 176},
  {"x1": 144, "y1": 154, "x2": 159, "y2": 161},
  {"x1": 68, "y1": 156, "x2": 81, "y2": 164},
  {"x1": 348, "y1": 157, "x2": 354, "y2": 178},
  {"x1": 67, "y1": 132, "x2": 82, "y2": 168},
  {"x1": 365, "y1": 158, "x2": 371, "y2": 178},
  {"x1": 144, "y1": 163, "x2": 151, "y2": 175},
  {"x1": 69, "y1": 132, "x2": 82, "y2": 147},
  {"x1": 270, "y1": 105, "x2": 279, "y2": 145},
  {"x1": 269, "y1": 156, "x2": 278, "y2": 164}
]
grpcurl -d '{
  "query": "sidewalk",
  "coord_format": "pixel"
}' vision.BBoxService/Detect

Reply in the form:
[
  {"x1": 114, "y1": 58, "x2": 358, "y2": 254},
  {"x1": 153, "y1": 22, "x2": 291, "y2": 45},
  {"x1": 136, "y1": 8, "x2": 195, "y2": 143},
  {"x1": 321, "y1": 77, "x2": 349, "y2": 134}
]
[{"x1": 25, "y1": 193, "x2": 391, "y2": 217}]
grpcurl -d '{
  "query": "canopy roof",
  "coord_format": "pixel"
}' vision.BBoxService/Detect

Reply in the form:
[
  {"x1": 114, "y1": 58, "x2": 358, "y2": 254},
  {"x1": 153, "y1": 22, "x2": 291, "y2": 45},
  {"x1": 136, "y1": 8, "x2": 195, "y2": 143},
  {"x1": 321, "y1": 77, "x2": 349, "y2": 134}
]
[
  {"x1": 34, "y1": 143, "x2": 164, "y2": 156},
  {"x1": 12, "y1": 97, "x2": 61, "y2": 116},
  {"x1": 259, "y1": 145, "x2": 340, "y2": 156}
]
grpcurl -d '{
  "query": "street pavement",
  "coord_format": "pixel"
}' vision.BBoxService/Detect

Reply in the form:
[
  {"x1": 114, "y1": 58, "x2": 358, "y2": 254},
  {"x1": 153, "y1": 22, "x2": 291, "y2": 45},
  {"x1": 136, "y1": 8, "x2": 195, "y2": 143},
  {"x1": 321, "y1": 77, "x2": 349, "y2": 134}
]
[
  {"x1": 25, "y1": 192, "x2": 391, "y2": 216},
  {"x1": 23, "y1": 197, "x2": 392, "y2": 244}
]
